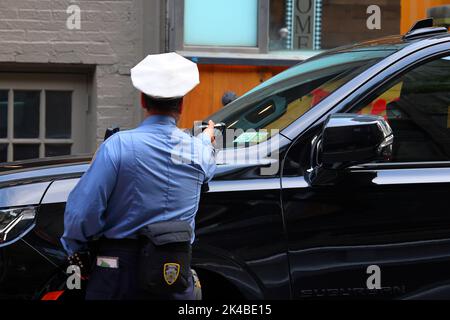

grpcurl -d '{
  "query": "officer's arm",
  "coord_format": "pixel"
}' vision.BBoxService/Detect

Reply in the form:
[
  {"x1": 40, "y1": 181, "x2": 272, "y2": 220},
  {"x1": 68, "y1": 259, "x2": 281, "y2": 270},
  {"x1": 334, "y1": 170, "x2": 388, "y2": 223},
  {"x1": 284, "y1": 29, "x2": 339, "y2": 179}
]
[
  {"x1": 197, "y1": 132, "x2": 217, "y2": 183},
  {"x1": 61, "y1": 136, "x2": 120, "y2": 255},
  {"x1": 196, "y1": 120, "x2": 216, "y2": 182}
]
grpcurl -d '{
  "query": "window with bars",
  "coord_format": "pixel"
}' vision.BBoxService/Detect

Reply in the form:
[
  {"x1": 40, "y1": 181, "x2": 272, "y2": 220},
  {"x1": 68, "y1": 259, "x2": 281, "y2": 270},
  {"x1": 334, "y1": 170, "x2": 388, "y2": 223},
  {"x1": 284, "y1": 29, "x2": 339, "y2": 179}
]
[{"x1": 0, "y1": 89, "x2": 74, "y2": 162}]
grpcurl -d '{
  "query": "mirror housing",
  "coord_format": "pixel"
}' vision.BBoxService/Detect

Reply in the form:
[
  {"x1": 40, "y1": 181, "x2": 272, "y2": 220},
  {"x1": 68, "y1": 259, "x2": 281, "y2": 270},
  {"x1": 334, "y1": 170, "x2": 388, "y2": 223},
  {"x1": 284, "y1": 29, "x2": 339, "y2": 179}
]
[{"x1": 306, "y1": 114, "x2": 393, "y2": 186}]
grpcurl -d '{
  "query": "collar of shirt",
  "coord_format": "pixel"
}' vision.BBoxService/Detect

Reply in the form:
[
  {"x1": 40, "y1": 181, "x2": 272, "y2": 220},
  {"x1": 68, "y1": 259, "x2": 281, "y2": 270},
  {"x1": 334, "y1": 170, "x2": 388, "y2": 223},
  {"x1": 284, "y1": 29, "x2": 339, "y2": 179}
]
[{"x1": 140, "y1": 115, "x2": 177, "y2": 127}]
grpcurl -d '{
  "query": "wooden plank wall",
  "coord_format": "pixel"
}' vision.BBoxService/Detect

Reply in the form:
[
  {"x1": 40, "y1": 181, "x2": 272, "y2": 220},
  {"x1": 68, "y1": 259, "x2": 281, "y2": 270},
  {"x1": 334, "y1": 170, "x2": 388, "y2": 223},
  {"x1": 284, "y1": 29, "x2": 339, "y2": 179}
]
[{"x1": 179, "y1": 64, "x2": 287, "y2": 128}]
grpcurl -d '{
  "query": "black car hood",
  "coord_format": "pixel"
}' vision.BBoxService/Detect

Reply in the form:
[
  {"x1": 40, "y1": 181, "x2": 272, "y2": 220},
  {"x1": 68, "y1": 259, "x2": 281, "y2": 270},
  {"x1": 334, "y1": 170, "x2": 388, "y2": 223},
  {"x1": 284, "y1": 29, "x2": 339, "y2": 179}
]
[{"x1": 0, "y1": 156, "x2": 92, "y2": 174}]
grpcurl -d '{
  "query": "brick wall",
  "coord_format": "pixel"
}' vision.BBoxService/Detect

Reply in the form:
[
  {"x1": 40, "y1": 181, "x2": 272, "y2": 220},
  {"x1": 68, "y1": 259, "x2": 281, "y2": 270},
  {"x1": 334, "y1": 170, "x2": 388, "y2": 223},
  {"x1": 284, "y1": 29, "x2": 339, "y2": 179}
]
[{"x1": 0, "y1": 0, "x2": 145, "y2": 148}]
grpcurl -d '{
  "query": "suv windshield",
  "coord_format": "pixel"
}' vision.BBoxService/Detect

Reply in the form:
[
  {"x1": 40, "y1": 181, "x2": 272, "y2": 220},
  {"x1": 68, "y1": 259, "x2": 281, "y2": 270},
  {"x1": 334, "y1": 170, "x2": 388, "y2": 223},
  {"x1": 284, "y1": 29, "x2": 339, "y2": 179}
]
[{"x1": 209, "y1": 49, "x2": 396, "y2": 148}]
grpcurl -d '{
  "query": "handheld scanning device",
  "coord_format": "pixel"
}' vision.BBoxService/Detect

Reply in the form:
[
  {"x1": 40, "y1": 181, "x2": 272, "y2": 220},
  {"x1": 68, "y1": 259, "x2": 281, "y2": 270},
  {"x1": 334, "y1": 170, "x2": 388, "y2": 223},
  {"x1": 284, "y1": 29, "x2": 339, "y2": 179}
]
[{"x1": 197, "y1": 122, "x2": 227, "y2": 131}]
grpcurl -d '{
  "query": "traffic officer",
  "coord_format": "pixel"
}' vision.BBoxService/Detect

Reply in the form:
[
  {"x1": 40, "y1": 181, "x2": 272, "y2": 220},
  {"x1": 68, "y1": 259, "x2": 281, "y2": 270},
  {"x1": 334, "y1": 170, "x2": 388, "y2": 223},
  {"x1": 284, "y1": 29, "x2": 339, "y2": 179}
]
[{"x1": 61, "y1": 52, "x2": 216, "y2": 300}]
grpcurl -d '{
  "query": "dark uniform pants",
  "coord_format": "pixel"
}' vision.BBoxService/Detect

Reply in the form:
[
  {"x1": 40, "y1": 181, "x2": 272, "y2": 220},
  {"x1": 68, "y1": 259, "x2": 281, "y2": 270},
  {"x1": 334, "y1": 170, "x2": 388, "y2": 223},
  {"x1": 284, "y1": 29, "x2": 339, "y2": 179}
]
[{"x1": 85, "y1": 242, "x2": 198, "y2": 300}]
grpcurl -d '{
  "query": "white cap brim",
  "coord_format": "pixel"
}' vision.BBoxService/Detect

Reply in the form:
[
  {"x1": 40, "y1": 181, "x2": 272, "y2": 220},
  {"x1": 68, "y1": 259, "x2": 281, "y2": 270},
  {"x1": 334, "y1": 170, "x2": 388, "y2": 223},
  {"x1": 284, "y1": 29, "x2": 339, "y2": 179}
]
[{"x1": 131, "y1": 52, "x2": 200, "y2": 99}]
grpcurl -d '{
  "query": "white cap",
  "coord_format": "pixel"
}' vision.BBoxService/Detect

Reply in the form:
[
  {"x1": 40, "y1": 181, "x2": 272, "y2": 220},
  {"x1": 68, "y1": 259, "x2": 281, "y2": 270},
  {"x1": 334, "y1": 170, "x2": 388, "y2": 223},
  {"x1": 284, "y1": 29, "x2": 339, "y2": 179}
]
[{"x1": 131, "y1": 52, "x2": 200, "y2": 99}]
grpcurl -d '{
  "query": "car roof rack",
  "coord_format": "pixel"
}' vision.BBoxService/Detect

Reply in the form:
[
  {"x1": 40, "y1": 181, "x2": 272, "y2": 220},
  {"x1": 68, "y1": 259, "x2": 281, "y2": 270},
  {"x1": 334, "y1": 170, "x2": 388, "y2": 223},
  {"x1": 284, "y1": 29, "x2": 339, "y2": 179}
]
[{"x1": 403, "y1": 18, "x2": 448, "y2": 40}]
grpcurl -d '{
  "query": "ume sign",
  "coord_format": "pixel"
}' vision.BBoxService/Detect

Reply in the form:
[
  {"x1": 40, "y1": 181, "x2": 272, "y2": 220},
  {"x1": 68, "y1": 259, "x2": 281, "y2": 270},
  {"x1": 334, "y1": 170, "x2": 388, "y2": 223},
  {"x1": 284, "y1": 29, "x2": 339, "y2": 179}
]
[{"x1": 293, "y1": 0, "x2": 315, "y2": 49}]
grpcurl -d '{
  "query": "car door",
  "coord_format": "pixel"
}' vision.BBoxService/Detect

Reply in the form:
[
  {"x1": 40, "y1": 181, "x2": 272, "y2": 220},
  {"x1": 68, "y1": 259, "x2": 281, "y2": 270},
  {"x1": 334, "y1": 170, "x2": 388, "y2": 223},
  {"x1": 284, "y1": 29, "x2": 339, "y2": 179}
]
[{"x1": 282, "y1": 51, "x2": 450, "y2": 299}]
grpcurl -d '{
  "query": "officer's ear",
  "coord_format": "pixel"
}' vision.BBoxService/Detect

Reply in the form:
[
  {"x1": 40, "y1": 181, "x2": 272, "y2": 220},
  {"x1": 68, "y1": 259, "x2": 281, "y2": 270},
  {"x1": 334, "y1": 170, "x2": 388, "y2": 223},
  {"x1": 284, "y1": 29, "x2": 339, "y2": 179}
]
[
  {"x1": 179, "y1": 98, "x2": 184, "y2": 114},
  {"x1": 141, "y1": 93, "x2": 147, "y2": 110}
]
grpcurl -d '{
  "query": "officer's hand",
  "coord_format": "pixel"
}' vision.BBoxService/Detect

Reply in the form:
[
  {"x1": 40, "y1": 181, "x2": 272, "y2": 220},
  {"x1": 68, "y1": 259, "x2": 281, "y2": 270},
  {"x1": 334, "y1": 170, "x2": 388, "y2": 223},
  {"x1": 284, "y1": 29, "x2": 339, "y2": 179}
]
[{"x1": 204, "y1": 120, "x2": 216, "y2": 145}]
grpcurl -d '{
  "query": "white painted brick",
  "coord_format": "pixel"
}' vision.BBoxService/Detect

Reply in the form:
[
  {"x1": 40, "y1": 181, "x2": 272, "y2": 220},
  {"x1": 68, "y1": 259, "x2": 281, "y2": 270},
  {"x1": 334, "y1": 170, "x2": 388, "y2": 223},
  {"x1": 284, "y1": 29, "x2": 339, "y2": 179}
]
[
  {"x1": 15, "y1": 52, "x2": 50, "y2": 63},
  {"x1": 57, "y1": 31, "x2": 108, "y2": 42},
  {"x1": 48, "y1": 52, "x2": 83, "y2": 64},
  {"x1": 0, "y1": 0, "x2": 144, "y2": 143},
  {"x1": 97, "y1": 96, "x2": 134, "y2": 107},
  {"x1": 87, "y1": 43, "x2": 114, "y2": 55},
  {"x1": 98, "y1": 106, "x2": 134, "y2": 119},
  {"x1": 5, "y1": 19, "x2": 65, "y2": 31},
  {"x1": 0, "y1": 43, "x2": 23, "y2": 54},
  {"x1": 0, "y1": 9, "x2": 18, "y2": 19},
  {"x1": 25, "y1": 30, "x2": 59, "y2": 42},
  {"x1": 85, "y1": 54, "x2": 118, "y2": 65},
  {"x1": 0, "y1": 30, "x2": 27, "y2": 41},
  {"x1": 0, "y1": 54, "x2": 16, "y2": 62},
  {"x1": 118, "y1": 66, "x2": 131, "y2": 75},
  {"x1": 18, "y1": 9, "x2": 52, "y2": 21},
  {"x1": 97, "y1": 116, "x2": 134, "y2": 130}
]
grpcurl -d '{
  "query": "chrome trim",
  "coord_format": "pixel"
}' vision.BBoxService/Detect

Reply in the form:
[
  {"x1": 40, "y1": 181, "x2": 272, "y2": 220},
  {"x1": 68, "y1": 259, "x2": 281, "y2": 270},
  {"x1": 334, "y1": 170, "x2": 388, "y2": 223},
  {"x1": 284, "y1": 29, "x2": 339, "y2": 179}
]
[
  {"x1": 0, "y1": 164, "x2": 88, "y2": 184},
  {"x1": 41, "y1": 179, "x2": 80, "y2": 204},
  {"x1": 39, "y1": 176, "x2": 309, "y2": 204},
  {"x1": 372, "y1": 168, "x2": 450, "y2": 185},
  {"x1": 0, "y1": 182, "x2": 51, "y2": 208},
  {"x1": 0, "y1": 223, "x2": 36, "y2": 248},
  {"x1": 1, "y1": 208, "x2": 36, "y2": 242},
  {"x1": 209, "y1": 176, "x2": 308, "y2": 193}
]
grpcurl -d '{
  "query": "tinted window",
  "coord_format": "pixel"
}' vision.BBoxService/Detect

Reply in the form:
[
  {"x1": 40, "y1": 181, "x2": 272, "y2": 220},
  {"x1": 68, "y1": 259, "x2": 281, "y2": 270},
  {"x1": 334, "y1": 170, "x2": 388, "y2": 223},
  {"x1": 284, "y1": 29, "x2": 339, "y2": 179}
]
[
  {"x1": 13, "y1": 144, "x2": 39, "y2": 161},
  {"x1": 46, "y1": 91, "x2": 72, "y2": 139},
  {"x1": 352, "y1": 55, "x2": 450, "y2": 162},
  {"x1": 14, "y1": 91, "x2": 40, "y2": 139},
  {"x1": 0, "y1": 91, "x2": 7, "y2": 138},
  {"x1": 45, "y1": 144, "x2": 71, "y2": 157},
  {"x1": 0, "y1": 144, "x2": 6, "y2": 163},
  {"x1": 210, "y1": 50, "x2": 394, "y2": 148}
]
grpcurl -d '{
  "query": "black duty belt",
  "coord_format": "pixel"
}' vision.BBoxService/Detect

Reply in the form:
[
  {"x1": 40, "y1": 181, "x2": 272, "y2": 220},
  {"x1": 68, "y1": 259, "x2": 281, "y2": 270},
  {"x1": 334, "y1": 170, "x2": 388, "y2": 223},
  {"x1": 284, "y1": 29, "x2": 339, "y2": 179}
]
[{"x1": 95, "y1": 238, "x2": 142, "y2": 252}]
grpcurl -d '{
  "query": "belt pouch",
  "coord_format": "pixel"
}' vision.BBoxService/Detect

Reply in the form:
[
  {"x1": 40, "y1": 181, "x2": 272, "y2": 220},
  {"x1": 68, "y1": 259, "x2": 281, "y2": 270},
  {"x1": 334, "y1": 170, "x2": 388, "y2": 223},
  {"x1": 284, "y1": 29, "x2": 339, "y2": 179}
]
[{"x1": 138, "y1": 221, "x2": 192, "y2": 294}]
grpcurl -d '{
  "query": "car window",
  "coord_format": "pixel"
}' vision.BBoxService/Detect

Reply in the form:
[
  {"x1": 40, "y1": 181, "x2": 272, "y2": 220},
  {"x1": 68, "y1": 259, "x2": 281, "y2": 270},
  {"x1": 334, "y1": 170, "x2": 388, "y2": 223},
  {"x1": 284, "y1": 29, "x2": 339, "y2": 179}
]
[
  {"x1": 351, "y1": 55, "x2": 450, "y2": 162},
  {"x1": 209, "y1": 50, "x2": 395, "y2": 149}
]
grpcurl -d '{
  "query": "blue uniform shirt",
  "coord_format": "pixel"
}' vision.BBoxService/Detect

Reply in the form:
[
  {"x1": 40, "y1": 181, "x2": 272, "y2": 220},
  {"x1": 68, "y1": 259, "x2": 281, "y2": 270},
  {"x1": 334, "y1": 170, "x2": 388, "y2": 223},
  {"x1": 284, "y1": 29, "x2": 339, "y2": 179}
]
[{"x1": 61, "y1": 115, "x2": 216, "y2": 255}]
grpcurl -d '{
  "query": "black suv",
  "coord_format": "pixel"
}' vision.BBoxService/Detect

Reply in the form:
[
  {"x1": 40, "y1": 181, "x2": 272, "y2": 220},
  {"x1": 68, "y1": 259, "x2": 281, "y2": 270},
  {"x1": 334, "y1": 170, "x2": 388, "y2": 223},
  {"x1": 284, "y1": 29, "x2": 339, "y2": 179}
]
[{"x1": 1, "y1": 21, "x2": 449, "y2": 300}]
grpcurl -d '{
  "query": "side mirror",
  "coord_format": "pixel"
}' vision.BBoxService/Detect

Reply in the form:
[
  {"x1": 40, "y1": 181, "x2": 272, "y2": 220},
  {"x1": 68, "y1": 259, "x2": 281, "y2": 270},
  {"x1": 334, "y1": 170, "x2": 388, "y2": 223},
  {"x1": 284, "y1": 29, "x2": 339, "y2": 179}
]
[{"x1": 306, "y1": 114, "x2": 393, "y2": 186}]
